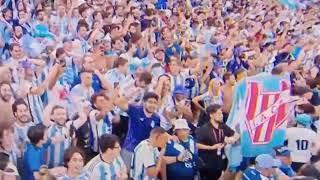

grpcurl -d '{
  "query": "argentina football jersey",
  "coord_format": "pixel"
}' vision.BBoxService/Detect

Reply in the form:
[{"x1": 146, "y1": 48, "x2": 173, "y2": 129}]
[
  {"x1": 85, "y1": 155, "x2": 126, "y2": 179},
  {"x1": 47, "y1": 124, "x2": 71, "y2": 168}
]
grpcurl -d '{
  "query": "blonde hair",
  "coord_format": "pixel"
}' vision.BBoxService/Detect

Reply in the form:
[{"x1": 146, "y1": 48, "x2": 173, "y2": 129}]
[{"x1": 208, "y1": 79, "x2": 221, "y2": 96}]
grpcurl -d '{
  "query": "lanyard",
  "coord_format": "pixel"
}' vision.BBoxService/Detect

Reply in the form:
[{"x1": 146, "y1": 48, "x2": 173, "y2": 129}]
[{"x1": 212, "y1": 127, "x2": 223, "y2": 143}]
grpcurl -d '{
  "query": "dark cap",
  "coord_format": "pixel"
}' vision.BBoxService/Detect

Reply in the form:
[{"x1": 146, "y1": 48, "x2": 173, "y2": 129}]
[
  {"x1": 63, "y1": 36, "x2": 74, "y2": 43},
  {"x1": 274, "y1": 146, "x2": 291, "y2": 157},
  {"x1": 173, "y1": 85, "x2": 188, "y2": 97}
]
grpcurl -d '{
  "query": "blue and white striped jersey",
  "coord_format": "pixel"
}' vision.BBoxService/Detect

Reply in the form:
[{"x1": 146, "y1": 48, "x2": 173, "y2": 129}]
[
  {"x1": 168, "y1": 73, "x2": 184, "y2": 94},
  {"x1": 168, "y1": 69, "x2": 200, "y2": 99},
  {"x1": 70, "y1": 84, "x2": 94, "y2": 103},
  {"x1": 85, "y1": 154, "x2": 126, "y2": 180},
  {"x1": 89, "y1": 109, "x2": 113, "y2": 152},
  {"x1": 130, "y1": 140, "x2": 159, "y2": 180},
  {"x1": 46, "y1": 123, "x2": 71, "y2": 168},
  {"x1": 23, "y1": 79, "x2": 44, "y2": 124},
  {"x1": 105, "y1": 68, "x2": 126, "y2": 88},
  {"x1": 56, "y1": 171, "x2": 90, "y2": 180},
  {"x1": 14, "y1": 121, "x2": 34, "y2": 156}
]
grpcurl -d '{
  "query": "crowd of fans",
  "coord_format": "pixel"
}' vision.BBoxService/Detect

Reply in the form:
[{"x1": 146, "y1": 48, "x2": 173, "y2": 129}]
[{"x1": 1, "y1": 0, "x2": 320, "y2": 179}]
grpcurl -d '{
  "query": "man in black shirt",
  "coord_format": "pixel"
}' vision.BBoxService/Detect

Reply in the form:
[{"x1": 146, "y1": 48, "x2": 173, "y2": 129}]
[{"x1": 196, "y1": 104, "x2": 239, "y2": 180}]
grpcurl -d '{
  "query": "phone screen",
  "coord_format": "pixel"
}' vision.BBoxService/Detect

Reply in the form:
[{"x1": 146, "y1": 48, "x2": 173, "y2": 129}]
[{"x1": 291, "y1": 47, "x2": 302, "y2": 60}]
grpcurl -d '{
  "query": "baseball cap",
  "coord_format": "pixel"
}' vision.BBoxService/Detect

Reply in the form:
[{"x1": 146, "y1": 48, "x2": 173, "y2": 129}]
[
  {"x1": 255, "y1": 154, "x2": 281, "y2": 169},
  {"x1": 164, "y1": 9, "x2": 172, "y2": 17},
  {"x1": 274, "y1": 146, "x2": 291, "y2": 157},
  {"x1": 174, "y1": 119, "x2": 190, "y2": 131},
  {"x1": 62, "y1": 36, "x2": 73, "y2": 43},
  {"x1": 295, "y1": 113, "x2": 313, "y2": 127},
  {"x1": 33, "y1": 24, "x2": 55, "y2": 39},
  {"x1": 173, "y1": 85, "x2": 188, "y2": 97}
]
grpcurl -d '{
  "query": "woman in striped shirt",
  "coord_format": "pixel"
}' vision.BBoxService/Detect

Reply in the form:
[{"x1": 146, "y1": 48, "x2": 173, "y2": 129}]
[
  {"x1": 192, "y1": 78, "x2": 224, "y2": 112},
  {"x1": 192, "y1": 78, "x2": 224, "y2": 126}
]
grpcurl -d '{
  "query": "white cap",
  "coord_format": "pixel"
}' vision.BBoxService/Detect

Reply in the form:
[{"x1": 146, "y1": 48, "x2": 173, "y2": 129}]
[
  {"x1": 164, "y1": 9, "x2": 172, "y2": 17},
  {"x1": 174, "y1": 119, "x2": 190, "y2": 131}
]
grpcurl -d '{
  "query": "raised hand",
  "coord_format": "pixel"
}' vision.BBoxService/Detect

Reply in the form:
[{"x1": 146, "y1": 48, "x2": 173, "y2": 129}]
[
  {"x1": 51, "y1": 135, "x2": 65, "y2": 144},
  {"x1": 116, "y1": 167, "x2": 128, "y2": 180}
]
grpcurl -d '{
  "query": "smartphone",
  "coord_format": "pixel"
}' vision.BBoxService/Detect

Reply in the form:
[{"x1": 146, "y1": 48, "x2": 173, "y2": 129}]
[{"x1": 291, "y1": 47, "x2": 302, "y2": 60}]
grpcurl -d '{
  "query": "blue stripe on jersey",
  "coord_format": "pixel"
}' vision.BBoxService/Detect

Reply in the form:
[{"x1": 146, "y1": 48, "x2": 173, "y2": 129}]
[
  {"x1": 140, "y1": 167, "x2": 144, "y2": 180},
  {"x1": 60, "y1": 137, "x2": 65, "y2": 167},
  {"x1": 115, "y1": 158, "x2": 121, "y2": 169},
  {"x1": 29, "y1": 76, "x2": 44, "y2": 124},
  {"x1": 99, "y1": 164, "x2": 106, "y2": 180},
  {"x1": 16, "y1": 128, "x2": 25, "y2": 143},
  {"x1": 48, "y1": 126, "x2": 58, "y2": 168},
  {"x1": 88, "y1": 119, "x2": 95, "y2": 149},
  {"x1": 48, "y1": 125, "x2": 70, "y2": 168},
  {"x1": 173, "y1": 75, "x2": 177, "y2": 88},
  {"x1": 102, "y1": 116, "x2": 111, "y2": 134},
  {"x1": 110, "y1": 162, "x2": 116, "y2": 180}
]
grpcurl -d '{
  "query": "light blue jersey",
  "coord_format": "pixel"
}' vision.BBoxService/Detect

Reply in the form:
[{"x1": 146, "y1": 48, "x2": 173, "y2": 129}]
[
  {"x1": 85, "y1": 155, "x2": 126, "y2": 180},
  {"x1": 14, "y1": 121, "x2": 34, "y2": 156},
  {"x1": 130, "y1": 140, "x2": 159, "y2": 180},
  {"x1": 56, "y1": 171, "x2": 90, "y2": 180},
  {"x1": 47, "y1": 124, "x2": 71, "y2": 168},
  {"x1": 25, "y1": 78, "x2": 45, "y2": 124},
  {"x1": 89, "y1": 110, "x2": 113, "y2": 152},
  {"x1": 105, "y1": 68, "x2": 126, "y2": 88}
]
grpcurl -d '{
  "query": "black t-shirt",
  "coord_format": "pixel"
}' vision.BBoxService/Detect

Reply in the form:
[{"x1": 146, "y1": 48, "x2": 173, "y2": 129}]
[
  {"x1": 195, "y1": 122, "x2": 235, "y2": 170},
  {"x1": 76, "y1": 119, "x2": 92, "y2": 149}
]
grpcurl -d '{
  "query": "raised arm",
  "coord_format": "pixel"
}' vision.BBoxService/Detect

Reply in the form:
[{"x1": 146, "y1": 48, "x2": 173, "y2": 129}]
[
  {"x1": 94, "y1": 70, "x2": 113, "y2": 92},
  {"x1": 192, "y1": 94, "x2": 206, "y2": 112},
  {"x1": 30, "y1": 63, "x2": 60, "y2": 96},
  {"x1": 114, "y1": 93, "x2": 129, "y2": 111}
]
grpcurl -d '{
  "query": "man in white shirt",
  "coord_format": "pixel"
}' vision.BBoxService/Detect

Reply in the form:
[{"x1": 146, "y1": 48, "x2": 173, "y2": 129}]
[
  {"x1": 85, "y1": 134, "x2": 127, "y2": 179},
  {"x1": 70, "y1": 71, "x2": 94, "y2": 107},
  {"x1": 119, "y1": 71, "x2": 153, "y2": 104},
  {"x1": 105, "y1": 57, "x2": 128, "y2": 88},
  {"x1": 130, "y1": 127, "x2": 169, "y2": 180},
  {"x1": 286, "y1": 113, "x2": 318, "y2": 172}
]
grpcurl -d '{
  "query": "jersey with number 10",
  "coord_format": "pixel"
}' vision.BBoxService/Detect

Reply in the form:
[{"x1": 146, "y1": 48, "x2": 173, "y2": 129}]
[{"x1": 286, "y1": 127, "x2": 317, "y2": 163}]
